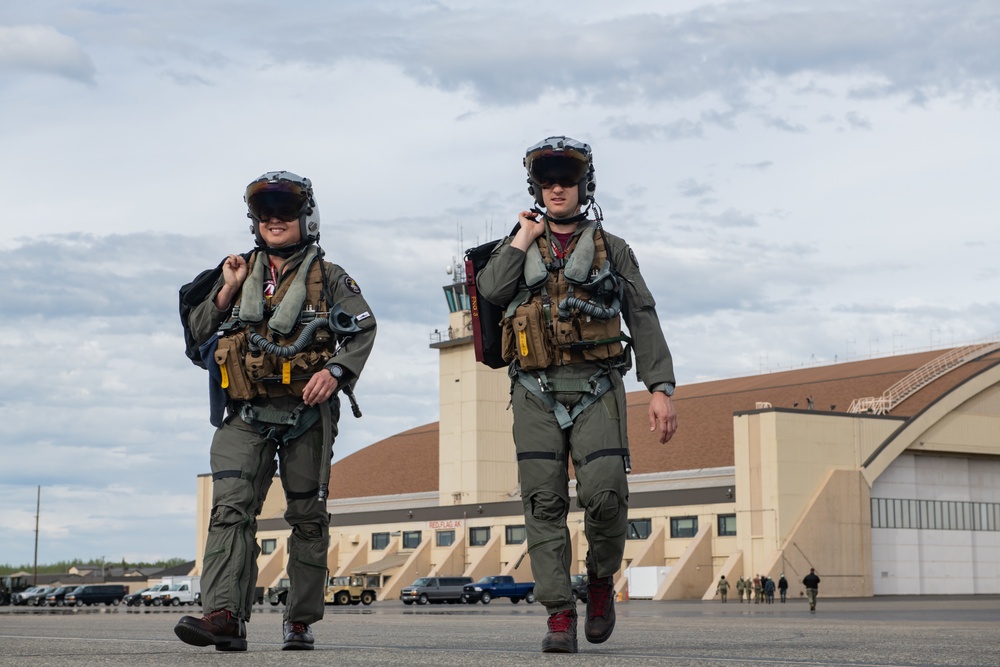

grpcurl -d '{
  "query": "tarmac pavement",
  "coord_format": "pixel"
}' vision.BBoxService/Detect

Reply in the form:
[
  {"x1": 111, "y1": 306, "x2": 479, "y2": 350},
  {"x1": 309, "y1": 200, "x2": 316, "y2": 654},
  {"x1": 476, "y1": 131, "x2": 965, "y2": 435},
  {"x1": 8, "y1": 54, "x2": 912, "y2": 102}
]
[{"x1": 1, "y1": 596, "x2": 998, "y2": 666}]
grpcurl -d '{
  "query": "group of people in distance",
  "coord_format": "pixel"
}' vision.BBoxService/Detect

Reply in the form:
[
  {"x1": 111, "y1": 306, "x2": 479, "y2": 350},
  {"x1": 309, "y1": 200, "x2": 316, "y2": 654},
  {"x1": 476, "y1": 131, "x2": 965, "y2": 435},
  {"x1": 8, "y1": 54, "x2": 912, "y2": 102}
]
[{"x1": 718, "y1": 570, "x2": 821, "y2": 610}]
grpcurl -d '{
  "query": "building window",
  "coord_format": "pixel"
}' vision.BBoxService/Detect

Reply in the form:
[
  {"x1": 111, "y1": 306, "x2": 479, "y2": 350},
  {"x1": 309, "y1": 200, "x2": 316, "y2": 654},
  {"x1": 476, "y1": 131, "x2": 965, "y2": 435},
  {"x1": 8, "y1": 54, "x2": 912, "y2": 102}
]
[
  {"x1": 402, "y1": 531, "x2": 422, "y2": 549},
  {"x1": 469, "y1": 527, "x2": 491, "y2": 546},
  {"x1": 436, "y1": 530, "x2": 455, "y2": 547},
  {"x1": 372, "y1": 532, "x2": 390, "y2": 550},
  {"x1": 871, "y1": 498, "x2": 1000, "y2": 531},
  {"x1": 261, "y1": 539, "x2": 276, "y2": 555},
  {"x1": 505, "y1": 525, "x2": 526, "y2": 544},
  {"x1": 670, "y1": 516, "x2": 698, "y2": 538},
  {"x1": 627, "y1": 519, "x2": 652, "y2": 540},
  {"x1": 718, "y1": 514, "x2": 737, "y2": 537}
]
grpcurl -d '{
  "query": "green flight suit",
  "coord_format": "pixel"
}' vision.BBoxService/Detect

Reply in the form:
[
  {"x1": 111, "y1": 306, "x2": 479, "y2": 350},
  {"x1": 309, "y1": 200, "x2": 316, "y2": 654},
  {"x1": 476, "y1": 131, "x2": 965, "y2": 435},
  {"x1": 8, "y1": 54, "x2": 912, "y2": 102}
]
[
  {"x1": 477, "y1": 223, "x2": 675, "y2": 614},
  {"x1": 187, "y1": 246, "x2": 376, "y2": 625}
]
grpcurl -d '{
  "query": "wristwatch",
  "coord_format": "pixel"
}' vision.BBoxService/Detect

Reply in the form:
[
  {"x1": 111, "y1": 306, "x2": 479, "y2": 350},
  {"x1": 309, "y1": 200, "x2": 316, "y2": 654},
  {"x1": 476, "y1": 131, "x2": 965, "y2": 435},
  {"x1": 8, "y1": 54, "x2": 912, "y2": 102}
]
[
  {"x1": 652, "y1": 382, "x2": 675, "y2": 397},
  {"x1": 327, "y1": 364, "x2": 345, "y2": 380}
]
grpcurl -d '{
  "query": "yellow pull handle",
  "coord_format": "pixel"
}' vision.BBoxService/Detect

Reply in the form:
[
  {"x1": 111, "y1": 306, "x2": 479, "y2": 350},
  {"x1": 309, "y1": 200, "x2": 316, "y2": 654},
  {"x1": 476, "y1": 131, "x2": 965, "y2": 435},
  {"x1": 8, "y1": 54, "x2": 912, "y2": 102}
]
[
  {"x1": 219, "y1": 364, "x2": 230, "y2": 389},
  {"x1": 518, "y1": 330, "x2": 529, "y2": 357},
  {"x1": 282, "y1": 361, "x2": 291, "y2": 384}
]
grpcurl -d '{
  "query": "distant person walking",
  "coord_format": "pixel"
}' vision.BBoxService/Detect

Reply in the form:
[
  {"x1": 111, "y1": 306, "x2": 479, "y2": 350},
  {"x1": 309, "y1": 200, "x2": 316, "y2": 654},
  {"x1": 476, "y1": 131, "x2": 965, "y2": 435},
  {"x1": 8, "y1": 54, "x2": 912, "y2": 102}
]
[
  {"x1": 778, "y1": 574, "x2": 788, "y2": 603},
  {"x1": 753, "y1": 575, "x2": 762, "y2": 604},
  {"x1": 803, "y1": 568, "x2": 821, "y2": 612},
  {"x1": 736, "y1": 576, "x2": 746, "y2": 603},
  {"x1": 716, "y1": 576, "x2": 730, "y2": 603}
]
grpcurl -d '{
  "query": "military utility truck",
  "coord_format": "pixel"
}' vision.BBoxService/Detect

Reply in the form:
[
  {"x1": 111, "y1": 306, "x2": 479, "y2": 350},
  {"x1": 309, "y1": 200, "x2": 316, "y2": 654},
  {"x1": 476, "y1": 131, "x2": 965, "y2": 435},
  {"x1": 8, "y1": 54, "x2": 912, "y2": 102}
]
[
  {"x1": 325, "y1": 575, "x2": 378, "y2": 606},
  {"x1": 267, "y1": 578, "x2": 290, "y2": 606}
]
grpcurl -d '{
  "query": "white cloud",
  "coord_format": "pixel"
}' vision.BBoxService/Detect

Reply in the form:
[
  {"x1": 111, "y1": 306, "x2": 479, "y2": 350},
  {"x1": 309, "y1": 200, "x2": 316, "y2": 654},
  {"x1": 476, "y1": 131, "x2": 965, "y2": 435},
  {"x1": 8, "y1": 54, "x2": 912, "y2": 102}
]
[{"x1": 0, "y1": 24, "x2": 96, "y2": 84}]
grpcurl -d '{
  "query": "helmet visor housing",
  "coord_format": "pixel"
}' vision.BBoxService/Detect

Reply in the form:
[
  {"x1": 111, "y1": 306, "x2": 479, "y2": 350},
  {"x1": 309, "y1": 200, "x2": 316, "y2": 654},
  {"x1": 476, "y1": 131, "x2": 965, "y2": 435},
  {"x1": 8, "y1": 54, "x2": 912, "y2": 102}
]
[{"x1": 524, "y1": 136, "x2": 595, "y2": 207}]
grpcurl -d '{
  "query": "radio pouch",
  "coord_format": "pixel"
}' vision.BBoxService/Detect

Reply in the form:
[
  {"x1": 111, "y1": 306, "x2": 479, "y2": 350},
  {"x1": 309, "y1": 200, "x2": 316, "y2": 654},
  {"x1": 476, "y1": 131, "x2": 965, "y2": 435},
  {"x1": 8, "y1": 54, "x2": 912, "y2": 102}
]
[{"x1": 503, "y1": 300, "x2": 554, "y2": 370}]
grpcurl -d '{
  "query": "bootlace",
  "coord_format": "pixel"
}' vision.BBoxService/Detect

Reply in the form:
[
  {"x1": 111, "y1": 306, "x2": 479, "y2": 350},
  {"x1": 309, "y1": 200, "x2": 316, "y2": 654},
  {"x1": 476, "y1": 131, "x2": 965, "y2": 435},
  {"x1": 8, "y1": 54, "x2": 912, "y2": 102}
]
[
  {"x1": 205, "y1": 609, "x2": 232, "y2": 623},
  {"x1": 288, "y1": 622, "x2": 309, "y2": 634},
  {"x1": 547, "y1": 609, "x2": 576, "y2": 633},
  {"x1": 588, "y1": 575, "x2": 614, "y2": 619}
]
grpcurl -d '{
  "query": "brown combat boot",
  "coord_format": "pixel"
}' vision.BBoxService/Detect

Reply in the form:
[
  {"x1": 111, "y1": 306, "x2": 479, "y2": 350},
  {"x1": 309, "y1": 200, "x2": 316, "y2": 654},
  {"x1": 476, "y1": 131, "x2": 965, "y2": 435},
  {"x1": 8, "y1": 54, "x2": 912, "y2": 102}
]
[
  {"x1": 282, "y1": 621, "x2": 315, "y2": 650},
  {"x1": 584, "y1": 572, "x2": 616, "y2": 644},
  {"x1": 174, "y1": 609, "x2": 247, "y2": 651},
  {"x1": 541, "y1": 609, "x2": 578, "y2": 653}
]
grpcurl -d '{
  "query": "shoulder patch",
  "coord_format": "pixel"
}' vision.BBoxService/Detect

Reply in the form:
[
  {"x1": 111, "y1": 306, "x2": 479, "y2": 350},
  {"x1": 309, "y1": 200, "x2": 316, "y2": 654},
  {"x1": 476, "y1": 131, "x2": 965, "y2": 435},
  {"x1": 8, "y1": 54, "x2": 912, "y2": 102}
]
[
  {"x1": 628, "y1": 248, "x2": 639, "y2": 268},
  {"x1": 344, "y1": 276, "x2": 361, "y2": 294}
]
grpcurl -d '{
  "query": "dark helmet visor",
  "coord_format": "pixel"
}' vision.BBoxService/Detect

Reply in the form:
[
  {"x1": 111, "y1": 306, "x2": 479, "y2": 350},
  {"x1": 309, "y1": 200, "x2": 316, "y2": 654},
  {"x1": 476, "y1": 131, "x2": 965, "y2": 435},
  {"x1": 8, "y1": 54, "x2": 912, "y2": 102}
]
[
  {"x1": 247, "y1": 189, "x2": 307, "y2": 222},
  {"x1": 530, "y1": 155, "x2": 589, "y2": 186}
]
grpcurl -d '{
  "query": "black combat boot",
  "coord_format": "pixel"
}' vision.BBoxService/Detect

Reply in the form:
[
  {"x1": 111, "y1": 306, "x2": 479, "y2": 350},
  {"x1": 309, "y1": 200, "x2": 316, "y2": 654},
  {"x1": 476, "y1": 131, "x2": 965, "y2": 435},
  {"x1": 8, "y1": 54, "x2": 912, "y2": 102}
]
[
  {"x1": 282, "y1": 621, "x2": 315, "y2": 650},
  {"x1": 174, "y1": 609, "x2": 247, "y2": 651},
  {"x1": 584, "y1": 571, "x2": 616, "y2": 644},
  {"x1": 541, "y1": 608, "x2": 578, "y2": 653}
]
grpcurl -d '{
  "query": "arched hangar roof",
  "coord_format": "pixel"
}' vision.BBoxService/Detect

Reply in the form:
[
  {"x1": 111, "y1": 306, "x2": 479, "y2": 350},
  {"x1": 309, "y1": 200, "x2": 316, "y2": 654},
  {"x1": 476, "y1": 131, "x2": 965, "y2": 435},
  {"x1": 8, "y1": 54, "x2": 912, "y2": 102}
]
[{"x1": 329, "y1": 347, "x2": 1000, "y2": 500}]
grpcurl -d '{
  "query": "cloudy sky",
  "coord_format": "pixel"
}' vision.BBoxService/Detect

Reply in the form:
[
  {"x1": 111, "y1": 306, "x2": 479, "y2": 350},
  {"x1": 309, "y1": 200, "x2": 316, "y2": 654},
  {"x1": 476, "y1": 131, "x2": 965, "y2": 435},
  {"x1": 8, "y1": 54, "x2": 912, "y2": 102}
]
[{"x1": 2, "y1": 0, "x2": 998, "y2": 567}]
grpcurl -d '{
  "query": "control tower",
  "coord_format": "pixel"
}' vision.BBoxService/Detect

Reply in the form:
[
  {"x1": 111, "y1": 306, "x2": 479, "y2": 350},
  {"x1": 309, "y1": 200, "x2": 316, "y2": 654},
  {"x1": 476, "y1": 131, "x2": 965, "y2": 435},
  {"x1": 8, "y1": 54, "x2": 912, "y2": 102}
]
[{"x1": 431, "y1": 258, "x2": 517, "y2": 506}]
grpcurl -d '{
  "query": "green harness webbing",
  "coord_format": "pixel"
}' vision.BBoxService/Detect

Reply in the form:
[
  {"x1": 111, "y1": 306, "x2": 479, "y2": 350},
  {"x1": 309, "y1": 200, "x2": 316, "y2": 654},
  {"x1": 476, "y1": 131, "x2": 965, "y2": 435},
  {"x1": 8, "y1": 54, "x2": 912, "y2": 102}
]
[
  {"x1": 512, "y1": 365, "x2": 614, "y2": 430},
  {"x1": 238, "y1": 401, "x2": 320, "y2": 444}
]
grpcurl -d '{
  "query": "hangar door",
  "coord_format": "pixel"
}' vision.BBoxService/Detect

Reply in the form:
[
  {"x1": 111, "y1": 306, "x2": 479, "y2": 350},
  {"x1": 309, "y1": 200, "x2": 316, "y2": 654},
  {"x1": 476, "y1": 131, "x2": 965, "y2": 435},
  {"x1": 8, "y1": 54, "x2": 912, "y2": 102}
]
[{"x1": 870, "y1": 453, "x2": 1000, "y2": 595}]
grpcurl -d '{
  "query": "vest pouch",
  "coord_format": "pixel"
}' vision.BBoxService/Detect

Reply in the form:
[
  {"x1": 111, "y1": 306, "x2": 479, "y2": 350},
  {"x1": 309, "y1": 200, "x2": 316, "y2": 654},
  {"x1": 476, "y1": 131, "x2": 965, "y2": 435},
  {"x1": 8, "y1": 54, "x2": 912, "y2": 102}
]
[
  {"x1": 259, "y1": 349, "x2": 332, "y2": 398},
  {"x1": 578, "y1": 312, "x2": 624, "y2": 361},
  {"x1": 500, "y1": 316, "x2": 517, "y2": 364},
  {"x1": 508, "y1": 301, "x2": 554, "y2": 371},
  {"x1": 245, "y1": 349, "x2": 275, "y2": 383},
  {"x1": 214, "y1": 334, "x2": 257, "y2": 401}
]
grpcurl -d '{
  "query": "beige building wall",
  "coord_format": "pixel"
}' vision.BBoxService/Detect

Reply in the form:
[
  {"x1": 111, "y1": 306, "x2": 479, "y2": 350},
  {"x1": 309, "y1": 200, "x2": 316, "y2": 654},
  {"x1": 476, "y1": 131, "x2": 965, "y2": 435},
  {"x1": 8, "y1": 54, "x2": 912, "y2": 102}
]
[{"x1": 732, "y1": 410, "x2": 898, "y2": 595}]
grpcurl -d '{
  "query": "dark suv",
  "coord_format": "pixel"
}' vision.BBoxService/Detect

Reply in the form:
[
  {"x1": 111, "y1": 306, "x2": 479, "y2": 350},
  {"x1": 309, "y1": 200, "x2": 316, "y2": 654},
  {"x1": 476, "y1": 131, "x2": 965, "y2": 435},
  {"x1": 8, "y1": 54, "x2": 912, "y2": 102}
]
[
  {"x1": 400, "y1": 577, "x2": 473, "y2": 605},
  {"x1": 45, "y1": 586, "x2": 74, "y2": 607},
  {"x1": 64, "y1": 584, "x2": 128, "y2": 607}
]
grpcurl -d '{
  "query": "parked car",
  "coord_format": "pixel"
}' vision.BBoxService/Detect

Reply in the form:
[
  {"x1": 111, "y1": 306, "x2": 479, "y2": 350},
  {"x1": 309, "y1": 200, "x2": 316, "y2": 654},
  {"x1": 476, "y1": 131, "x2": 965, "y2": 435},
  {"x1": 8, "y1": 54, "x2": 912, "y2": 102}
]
[
  {"x1": 400, "y1": 577, "x2": 473, "y2": 605},
  {"x1": 12, "y1": 586, "x2": 52, "y2": 606},
  {"x1": 123, "y1": 587, "x2": 151, "y2": 607},
  {"x1": 45, "y1": 586, "x2": 74, "y2": 607},
  {"x1": 570, "y1": 574, "x2": 589, "y2": 603},
  {"x1": 461, "y1": 575, "x2": 536, "y2": 604},
  {"x1": 64, "y1": 584, "x2": 128, "y2": 607}
]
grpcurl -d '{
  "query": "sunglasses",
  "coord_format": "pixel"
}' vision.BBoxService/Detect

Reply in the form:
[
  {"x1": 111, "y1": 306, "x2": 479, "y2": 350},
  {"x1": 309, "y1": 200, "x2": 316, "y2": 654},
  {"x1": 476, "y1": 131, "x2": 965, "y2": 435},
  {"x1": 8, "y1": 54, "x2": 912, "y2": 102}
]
[{"x1": 539, "y1": 176, "x2": 579, "y2": 188}]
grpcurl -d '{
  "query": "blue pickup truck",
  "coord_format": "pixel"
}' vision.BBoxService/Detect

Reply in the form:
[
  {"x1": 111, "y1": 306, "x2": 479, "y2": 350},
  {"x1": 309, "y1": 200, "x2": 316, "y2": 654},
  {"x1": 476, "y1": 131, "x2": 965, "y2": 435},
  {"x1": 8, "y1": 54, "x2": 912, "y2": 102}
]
[{"x1": 462, "y1": 576, "x2": 536, "y2": 604}]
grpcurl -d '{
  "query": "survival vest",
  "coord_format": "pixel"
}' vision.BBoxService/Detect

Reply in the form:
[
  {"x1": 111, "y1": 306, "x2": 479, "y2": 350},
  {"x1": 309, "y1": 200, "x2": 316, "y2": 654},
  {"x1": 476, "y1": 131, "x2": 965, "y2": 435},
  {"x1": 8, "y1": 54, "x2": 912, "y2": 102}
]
[
  {"x1": 213, "y1": 247, "x2": 334, "y2": 400},
  {"x1": 501, "y1": 223, "x2": 627, "y2": 370}
]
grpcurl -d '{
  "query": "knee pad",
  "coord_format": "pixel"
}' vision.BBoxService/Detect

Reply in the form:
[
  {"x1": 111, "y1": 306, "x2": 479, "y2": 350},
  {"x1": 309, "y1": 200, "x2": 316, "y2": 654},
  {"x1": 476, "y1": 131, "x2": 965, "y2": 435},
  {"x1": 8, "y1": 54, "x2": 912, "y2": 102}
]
[
  {"x1": 291, "y1": 522, "x2": 326, "y2": 541},
  {"x1": 586, "y1": 490, "x2": 623, "y2": 523},
  {"x1": 209, "y1": 503, "x2": 249, "y2": 530},
  {"x1": 529, "y1": 491, "x2": 569, "y2": 523}
]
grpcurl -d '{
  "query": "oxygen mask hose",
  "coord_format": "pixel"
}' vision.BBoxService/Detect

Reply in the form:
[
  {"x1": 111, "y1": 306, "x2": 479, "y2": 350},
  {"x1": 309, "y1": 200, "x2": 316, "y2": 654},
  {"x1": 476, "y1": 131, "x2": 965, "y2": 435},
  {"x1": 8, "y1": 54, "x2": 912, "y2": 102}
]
[
  {"x1": 558, "y1": 294, "x2": 621, "y2": 321},
  {"x1": 248, "y1": 305, "x2": 362, "y2": 357}
]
